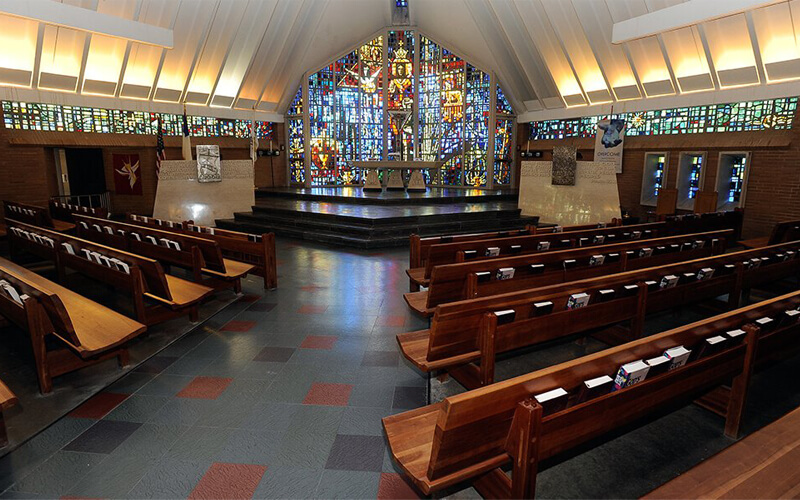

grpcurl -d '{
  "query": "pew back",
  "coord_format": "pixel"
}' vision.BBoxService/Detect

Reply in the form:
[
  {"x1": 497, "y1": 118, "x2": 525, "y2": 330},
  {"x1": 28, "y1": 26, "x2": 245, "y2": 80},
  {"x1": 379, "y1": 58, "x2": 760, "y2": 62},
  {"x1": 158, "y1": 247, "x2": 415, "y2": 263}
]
[
  {"x1": 419, "y1": 240, "x2": 800, "y2": 366},
  {"x1": 49, "y1": 200, "x2": 108, "y2": 222},
  {"x1": 418, "y1": 229, "x2": 730, "y2": 313},
  {"x1": 386, "y1": 291, "x2": 800, "y2": 493},
  {"x1": 3, "y1": 201, "x2": 74, "y2": 232}
]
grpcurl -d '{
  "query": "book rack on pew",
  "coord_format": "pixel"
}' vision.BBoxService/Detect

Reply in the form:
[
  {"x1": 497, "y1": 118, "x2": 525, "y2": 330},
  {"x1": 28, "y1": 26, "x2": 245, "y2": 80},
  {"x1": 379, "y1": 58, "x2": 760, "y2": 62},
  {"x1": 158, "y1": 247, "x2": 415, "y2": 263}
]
[
  {"x1": 72, "y1": 215, "x2": 254, "y2": 293},
  {"x1": 384, "y1": 289, "x2": 800, "y2": 498},
  {"x1": 408, "y1": 220, "x2": 624, "y2": 282},
  {"x1": 125, "y1": 214, "x2": 277, "y2": 290},
  {"x1": 0, "y1": 257, "x2": 145, "y2": 393},
  {"x1": 407, "y1": 210, "x2": 742, "y2": 292},
  {"x1": 397, "y1": 240, "x2": 800, "y2": 388},
  {"x1": 48, "y1": 200, "x2": 108, "y2": 222},
  {"x1": 2, "y1": 201, "x2": 75, "y2": 233},
  {"x1": 5, "y1": 219, "x2": 213, "y2": 325},
  {"x1": 405, "y1": 229, "x2": 732, "y2": 316}
]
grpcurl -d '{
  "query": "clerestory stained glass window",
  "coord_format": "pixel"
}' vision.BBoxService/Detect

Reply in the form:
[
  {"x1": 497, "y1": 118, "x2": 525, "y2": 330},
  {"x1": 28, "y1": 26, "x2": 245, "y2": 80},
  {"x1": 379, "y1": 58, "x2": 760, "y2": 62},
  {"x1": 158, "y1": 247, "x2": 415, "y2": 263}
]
[
  {"x1": 2, "y1": 101, "x2": 274, "y2": 138},
  {"x1": 528, "y1": 97, "x2": 797, "y2": 141},
  {"x1": 299, "y1": 30, "x2": 514, "y2": 187}
]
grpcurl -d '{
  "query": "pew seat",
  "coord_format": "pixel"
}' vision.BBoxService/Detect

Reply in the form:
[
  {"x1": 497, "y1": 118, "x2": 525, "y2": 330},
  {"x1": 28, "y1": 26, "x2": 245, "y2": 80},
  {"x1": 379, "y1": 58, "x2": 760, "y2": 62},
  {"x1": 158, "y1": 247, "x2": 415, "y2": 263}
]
[
  {"x1": 160, "y1": 275, "x2": 215, "y2": 308},
  {"x1": 0, "y1": 380, "x2": 17, "y2": 447},
  {"x1": 382, "y1": 403, "x2": 446, "y2": 486},
  {"x1": 739, "y1": 219, "x2": 800, "y2": 249},
  {"x1": 2, "y1": 260, "x2": 145, "y2": 357},
  {"x1": 0, "y1": 257, "x2": 146, "y2": 393},
  {"x1": 644, "y1": 405, "x2": 800, "y2": 499},
  {"x1": 207, "y1": 258, "x2": 254, "y2": 281}
]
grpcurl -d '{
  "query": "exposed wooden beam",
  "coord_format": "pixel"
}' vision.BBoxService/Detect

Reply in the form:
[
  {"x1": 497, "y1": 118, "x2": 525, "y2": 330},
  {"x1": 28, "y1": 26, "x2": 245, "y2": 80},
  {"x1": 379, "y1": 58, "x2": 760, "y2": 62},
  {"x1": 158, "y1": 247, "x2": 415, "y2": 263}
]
[
  {"x1": 0, "y1": 0, "x2": 173, "y2": 48},
  {"x1": 612, "y1": 0, "x2": 784, "y2": 44}
]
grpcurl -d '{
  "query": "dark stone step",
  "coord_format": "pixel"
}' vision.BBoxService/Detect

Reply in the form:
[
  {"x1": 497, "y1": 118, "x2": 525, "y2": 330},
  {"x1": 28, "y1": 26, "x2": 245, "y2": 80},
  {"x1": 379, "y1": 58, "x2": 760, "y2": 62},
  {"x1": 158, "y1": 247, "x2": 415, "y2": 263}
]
[{"x1": 255, "y1": 187, "x2": 519, "y2": 206}]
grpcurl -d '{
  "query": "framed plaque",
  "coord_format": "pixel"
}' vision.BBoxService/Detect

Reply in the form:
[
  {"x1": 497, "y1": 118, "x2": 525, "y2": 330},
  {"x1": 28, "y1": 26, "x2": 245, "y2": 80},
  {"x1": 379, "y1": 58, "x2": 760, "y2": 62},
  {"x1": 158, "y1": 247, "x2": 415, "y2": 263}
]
[{"x1": 196, "y1": 145, "x2": 222, "y2": 183}]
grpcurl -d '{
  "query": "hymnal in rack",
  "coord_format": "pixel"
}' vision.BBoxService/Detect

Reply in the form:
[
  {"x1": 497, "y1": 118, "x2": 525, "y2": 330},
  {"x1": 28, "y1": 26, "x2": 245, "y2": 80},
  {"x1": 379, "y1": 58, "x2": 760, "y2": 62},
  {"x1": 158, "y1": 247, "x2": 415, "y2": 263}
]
[
  {"x1": 475, "y1": 271, "x2": 491, "y2": 283},
  {"x1": 659, "y1": 275, "x2": 679, "y2": 289},
  {"x1": 529, "y1": 264, "x2": 545, "y2": 274},
  {"x1": 726, "y1": 329, "x2": 745, "y2": 343},
  {"x1": 532, "y1": 301, "x2": 554, "y2": 316},
  {"x1": 463, "y1": 250, "x2": 477, "y2": 259},
  {"x1": 645, "y1": 355, "x2": 670, "y2": 377},
  {"x1": 606, "y1": 253, "x2": 620, "y2": 263},
  {"x1": 534, "y1": 388, "x2": 568, "y2": 415},
  {"x1": 639, "y1": 247, "x2": 653, "y2": 258},
  {"x1": 664, "y1": 346, "x2": 691, "y2": 370},
  {"x1": 613, "y1": 360, "x2": 650, "y2": 391},
  {"x1": 697, "y1": 336, "x2": 727, "y2": 359},
  {"x1": 576, "y1": 375, "x2": 613, "y2": 403},
  {"x1": 496, "y1": 268, "x2": 515, "y2": 280},
  {"x1": 697, "y1": 267, "x2": 715, "y2": 281},
  {"x1": 566, "y1": 293, "x2": 590, "y2": 310},
  {"x1": 494, "y1": 309, "x2": 515, "y2": 325},
  {"x1": 537, "y1": 241, "x2": 550, "y2": 251},
  {"x1": 596, "y1": 289, "x2": 616, "y2": 302},
  {"x1": 509, "y1": 245, "x2": 522, "y2": 255},
  {"x1": 780, "y1": 309, "x2": 800, "y2": 326},
  {"x1": 589, "y1": 255, "x2": 605, "y2": 266},
  {"x1": 563, "y1": 259, "x2": 576, "y2": 270},
  {"x1": 485, "y1": 247, "x2": 500, "y2": 257},
  {"x1": 755, "y1": 317, "x2": 775, "y2": 333}
]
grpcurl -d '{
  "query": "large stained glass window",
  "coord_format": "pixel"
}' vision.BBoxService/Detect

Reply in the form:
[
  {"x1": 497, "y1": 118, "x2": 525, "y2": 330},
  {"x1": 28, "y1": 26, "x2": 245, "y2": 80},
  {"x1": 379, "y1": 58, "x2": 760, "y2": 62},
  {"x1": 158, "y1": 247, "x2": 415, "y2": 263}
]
[
  {"x1": 2, "y1": 101, "x2": 274, "y2": 138},
  {"x1": 528, "y1": 97, "x2": 797, "y2": 141},
  {"x1": 298, "y1": 30, "x2": 514, "y2": 187}
]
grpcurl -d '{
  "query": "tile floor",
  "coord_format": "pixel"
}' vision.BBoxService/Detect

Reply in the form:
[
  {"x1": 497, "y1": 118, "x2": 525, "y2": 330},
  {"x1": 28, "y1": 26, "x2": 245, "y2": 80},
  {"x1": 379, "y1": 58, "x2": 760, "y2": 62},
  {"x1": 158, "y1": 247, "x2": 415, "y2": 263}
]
[{"x1": 0, "y1": 237, "x2": 799, "y2": 499}]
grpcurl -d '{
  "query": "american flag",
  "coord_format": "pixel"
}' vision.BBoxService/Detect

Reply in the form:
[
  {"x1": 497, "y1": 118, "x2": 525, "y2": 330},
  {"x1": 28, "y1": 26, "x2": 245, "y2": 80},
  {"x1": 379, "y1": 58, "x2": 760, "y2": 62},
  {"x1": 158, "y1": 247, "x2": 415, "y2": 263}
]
[{"x1": 155, "y1": 116, "x2": 165, "y2": 179}]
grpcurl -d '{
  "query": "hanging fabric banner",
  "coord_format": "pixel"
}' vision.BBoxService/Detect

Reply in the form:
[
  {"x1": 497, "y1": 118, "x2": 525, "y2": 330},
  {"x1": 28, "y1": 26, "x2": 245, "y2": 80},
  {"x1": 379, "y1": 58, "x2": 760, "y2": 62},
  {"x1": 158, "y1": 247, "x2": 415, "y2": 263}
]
[
  {"x1": 113, "y1": 153, "x2": 143, "y2": 195},
  {"x1": 594, "y1": 119, "x2": 626, "y2": 174}
]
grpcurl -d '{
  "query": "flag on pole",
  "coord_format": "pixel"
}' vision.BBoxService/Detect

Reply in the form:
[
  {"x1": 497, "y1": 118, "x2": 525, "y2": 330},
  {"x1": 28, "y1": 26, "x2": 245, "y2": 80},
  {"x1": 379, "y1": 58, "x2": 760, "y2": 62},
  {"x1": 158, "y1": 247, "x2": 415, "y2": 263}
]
[
  {"x1": 181, "y1": 104, "x2": 191, "y2": 160},
  {"x1": 155, "y1": 116, "x2": 165, "y2": 179},
  {"x1": 250, "y1": 112, "x2": 259, "y2": 167}
]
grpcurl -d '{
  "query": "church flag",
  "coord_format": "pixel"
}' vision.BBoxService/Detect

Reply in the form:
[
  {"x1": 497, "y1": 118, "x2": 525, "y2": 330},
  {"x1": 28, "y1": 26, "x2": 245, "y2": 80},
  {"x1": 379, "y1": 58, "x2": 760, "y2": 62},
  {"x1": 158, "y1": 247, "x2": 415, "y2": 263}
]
[
  {"x1": 181, "y1": 105, "x2": 192, "y2": 160},
  {"x1": 155, "y1": 116, "x2": 165, "y2": 179}
]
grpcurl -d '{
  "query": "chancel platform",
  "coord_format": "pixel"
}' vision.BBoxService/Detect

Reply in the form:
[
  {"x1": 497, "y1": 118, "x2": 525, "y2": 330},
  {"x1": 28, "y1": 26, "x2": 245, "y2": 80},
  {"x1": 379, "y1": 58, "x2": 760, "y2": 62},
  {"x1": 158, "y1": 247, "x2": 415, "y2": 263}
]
[{"x1": 217, "y1": 187, "x2": 538, "y2": 248}]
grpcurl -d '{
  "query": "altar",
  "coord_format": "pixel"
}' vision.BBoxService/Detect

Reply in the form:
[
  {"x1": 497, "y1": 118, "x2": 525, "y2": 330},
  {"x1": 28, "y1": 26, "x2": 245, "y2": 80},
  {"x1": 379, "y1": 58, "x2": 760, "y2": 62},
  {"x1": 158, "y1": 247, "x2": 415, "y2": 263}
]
[{"x1": 351, "y1": 160, "x2": 443, "y2": 192}]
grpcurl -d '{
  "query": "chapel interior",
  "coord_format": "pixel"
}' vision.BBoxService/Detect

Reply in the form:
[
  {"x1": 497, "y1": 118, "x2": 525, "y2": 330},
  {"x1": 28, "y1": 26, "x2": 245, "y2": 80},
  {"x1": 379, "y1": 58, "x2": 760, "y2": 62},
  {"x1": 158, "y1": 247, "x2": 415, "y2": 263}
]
[{"x1": 1, "y1": 0, "x2": 800, "y2": 499}]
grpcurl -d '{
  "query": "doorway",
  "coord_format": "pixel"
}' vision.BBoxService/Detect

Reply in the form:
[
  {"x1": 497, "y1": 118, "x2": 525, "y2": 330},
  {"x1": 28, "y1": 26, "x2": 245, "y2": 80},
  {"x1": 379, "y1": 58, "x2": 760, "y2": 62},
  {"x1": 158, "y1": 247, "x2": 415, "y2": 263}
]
[{"x1": 64, "y1": 148, "x2": 106, "y2": 195}]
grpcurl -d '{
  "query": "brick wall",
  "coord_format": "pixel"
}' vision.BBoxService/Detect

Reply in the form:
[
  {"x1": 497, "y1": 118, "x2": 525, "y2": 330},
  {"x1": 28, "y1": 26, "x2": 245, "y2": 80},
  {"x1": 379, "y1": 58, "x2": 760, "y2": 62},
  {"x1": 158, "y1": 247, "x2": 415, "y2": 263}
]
[
  {"x1": 0, "y1": 121, "x2": 286, "y2": 217},
  {"x1": 514, "y1": 110, "x2": 800, "y2": 239}
]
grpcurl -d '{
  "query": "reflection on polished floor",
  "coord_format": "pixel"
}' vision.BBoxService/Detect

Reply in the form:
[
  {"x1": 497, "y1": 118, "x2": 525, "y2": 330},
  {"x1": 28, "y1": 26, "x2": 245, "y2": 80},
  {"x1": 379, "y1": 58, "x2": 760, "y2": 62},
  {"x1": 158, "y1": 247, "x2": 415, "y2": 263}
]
[{"x1": 1, "y1": 237, "x2": 799, "y2": 499}]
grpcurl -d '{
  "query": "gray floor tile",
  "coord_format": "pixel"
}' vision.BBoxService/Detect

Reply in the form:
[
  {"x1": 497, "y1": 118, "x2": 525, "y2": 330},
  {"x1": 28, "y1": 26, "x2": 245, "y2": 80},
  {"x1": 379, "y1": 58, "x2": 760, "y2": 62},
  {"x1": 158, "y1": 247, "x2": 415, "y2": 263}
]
[
  {"x1": 124, "y1": 458, "x2": 210, "y2": 499},
  {"x1": 252, "y1": 467, "x2": 322, "y2": 499},
  {"x1": 314, "y1": 469, "x2": 381, "y2": 499},
  {"x1": 103, "y1": 395, "x2": 171, "y2": 423},
  {"x1": 9, "y1": 451, "x2": 104, "y2": 495}
]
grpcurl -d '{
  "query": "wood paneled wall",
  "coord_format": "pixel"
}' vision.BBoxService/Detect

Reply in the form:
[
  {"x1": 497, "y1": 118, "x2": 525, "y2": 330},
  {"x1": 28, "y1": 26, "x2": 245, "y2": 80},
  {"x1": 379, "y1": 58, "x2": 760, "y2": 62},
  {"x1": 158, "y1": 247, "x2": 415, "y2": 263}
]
[{"x1": 0, "y1": 120, "x2": 285, "y2": 217}]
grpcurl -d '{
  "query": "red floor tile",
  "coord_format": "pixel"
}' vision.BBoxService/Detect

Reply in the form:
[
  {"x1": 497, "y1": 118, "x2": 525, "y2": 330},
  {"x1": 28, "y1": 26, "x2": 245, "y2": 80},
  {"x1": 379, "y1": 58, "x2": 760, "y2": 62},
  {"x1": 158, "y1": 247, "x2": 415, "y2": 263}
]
[
  {"x1": 300, "y1": 285, "x2": 327, "y2": 292},
  {"x1": 221, "y1": 320, "x2": 256, "y2": 332},
  {"x1": 303, "y1": 383, "x2": 353, "y2": 406},
  {"x1": 68, "y1": 392, "x2": 129, "y2": 419},
  {"x1": 378, "y1": 473, "x2": 422, "y2": 499},
  {"x1": 300, "y1": 335, "x2": 338, "y2": 349},
  {"x1": 297, "y1": 304, "x2": 328, "y2": 314},
  {"x1": 239, "y1": 294, "x2": 261, "y2": 303},
  {"x1": 189, "y1": 462, "x2": 267, "y2": 500},
  {"x1": 376, "y1": 315, "x2": 406, "y2": 327},
  {"x1": 177, "y1": 376, "x2": 233, "y2": 400}
]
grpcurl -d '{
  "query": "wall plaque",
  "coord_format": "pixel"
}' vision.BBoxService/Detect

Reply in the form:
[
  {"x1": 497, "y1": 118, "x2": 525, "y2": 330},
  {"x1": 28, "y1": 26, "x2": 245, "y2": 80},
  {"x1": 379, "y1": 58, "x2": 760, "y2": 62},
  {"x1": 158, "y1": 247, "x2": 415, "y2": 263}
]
[{"x1": 196, "y1": 145, "x2": 222, "y2": 183}]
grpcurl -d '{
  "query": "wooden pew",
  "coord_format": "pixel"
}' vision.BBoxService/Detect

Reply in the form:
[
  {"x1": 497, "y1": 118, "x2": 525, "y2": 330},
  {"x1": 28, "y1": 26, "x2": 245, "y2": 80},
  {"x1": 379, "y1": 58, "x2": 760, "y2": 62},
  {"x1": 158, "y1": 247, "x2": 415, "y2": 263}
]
[
  {"x1": 398, "y1": 240, "x2": 800, "y2": 388},
  {"x1": 0, "y1": 256, "x2": 146, "y2": 393},
  {"x1": 48, "y1": 200, "x2": 108, "y2": 222},
  {"x1": 0, "y1": 380, "x2": 17, "y2": 448},
  {"x1": 739, "y1": 219, "x2": 800, "y2": 249},
  {"x1": 405, "y1": 229, "x2": 732, "y2": 317},
  {"x1": 411, "y1": 222, "x2": 667, "y2": 291},
  {"x1": 72, "y1": 215, "x2": 254, "y2": 293},
  {"x1": 2, "y1": 201, "x2": 75, "y2": 232},
  {"x1": 385, "y1": 290, "x2": 800, "y2": 497},
  {"x1": 644, "y1": 405, "x2": 800, "y2": 499},
  {"x1": 6, "y1": 220, "x2": 213, "y2": 325},
  {"x1": 126, "y1": 214, "x2": 277, "y2": 290},
  {"x1": 665, "y1": 210, "x2": 743, "y2": 242},
  {"x1": 408, "y1": 220, "x2": 621, "y2": 289}
]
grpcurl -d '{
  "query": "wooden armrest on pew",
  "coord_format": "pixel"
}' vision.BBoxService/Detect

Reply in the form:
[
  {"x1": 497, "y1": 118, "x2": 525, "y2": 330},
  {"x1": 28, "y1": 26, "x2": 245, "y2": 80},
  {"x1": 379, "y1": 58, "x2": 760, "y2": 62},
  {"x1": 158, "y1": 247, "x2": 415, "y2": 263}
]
[
  {"x1": 643, "y1": 405, "x2": 800, "y2": 499},
  {"x1": 386, "y1": 289, "x2": 800, "y2": 497},
  {"x1": 0, "y1": 380, "x2": 17, "y2": 447},
  {"x1": 0, "y1": 257, "x2": 146, "y2": 393}
]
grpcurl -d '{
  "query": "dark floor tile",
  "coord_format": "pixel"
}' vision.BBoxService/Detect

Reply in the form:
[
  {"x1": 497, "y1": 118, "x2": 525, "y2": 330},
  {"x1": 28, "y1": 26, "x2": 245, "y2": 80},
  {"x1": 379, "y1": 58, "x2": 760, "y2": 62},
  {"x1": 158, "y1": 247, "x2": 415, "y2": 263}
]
[
  {"x1": 361, "y1": 351, "x2": 400, "y2": 367},
  {"x1": 68, "y1": 392, "x2": 129, "y2": 419},
  {"x1": 325, "y1": 434, "x2": 385, "y2": 472},
  {"x1": 63, "y1": 420, "x2": 143, "y2": 455},
  {"x1": 392, "y1": 386, "x2": 427, "y2": 410},
  {"x1": 253, "y1": 346, "x2": 296, "y2": 363},
  {"x1": 248, "y1": 302, "x2": 278, "y2": 313},
  {"x1": 221, "y1": 320, "x2": 256, "y2": 332},
  {"x1": 134, "y1": 356, "x2": 179, "y2": 375}
]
